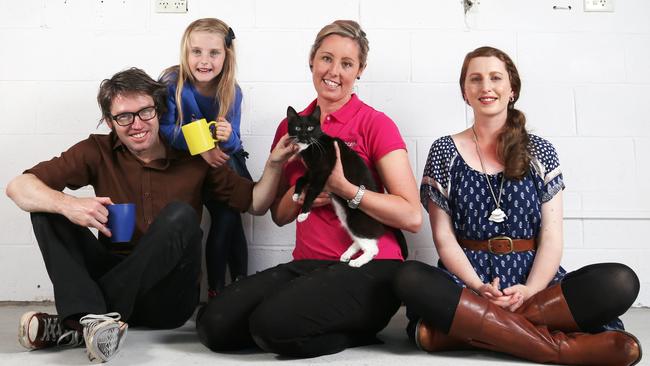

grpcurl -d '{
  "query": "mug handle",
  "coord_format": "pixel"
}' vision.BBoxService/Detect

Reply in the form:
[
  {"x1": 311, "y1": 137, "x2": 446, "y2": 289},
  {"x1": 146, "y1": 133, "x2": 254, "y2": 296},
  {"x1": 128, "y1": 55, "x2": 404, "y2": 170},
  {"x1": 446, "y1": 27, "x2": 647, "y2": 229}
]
[{"x1": 207, "y1": 121, "x2": 219, "y2": 142}]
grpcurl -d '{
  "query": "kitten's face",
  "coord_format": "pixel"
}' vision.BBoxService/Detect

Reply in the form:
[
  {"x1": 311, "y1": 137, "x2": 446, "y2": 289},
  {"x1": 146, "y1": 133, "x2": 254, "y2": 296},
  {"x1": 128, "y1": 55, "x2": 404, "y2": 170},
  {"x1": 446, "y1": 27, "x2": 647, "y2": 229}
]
[{"x1": 287, "y1": 106, "x2": 322, "y2": 152}]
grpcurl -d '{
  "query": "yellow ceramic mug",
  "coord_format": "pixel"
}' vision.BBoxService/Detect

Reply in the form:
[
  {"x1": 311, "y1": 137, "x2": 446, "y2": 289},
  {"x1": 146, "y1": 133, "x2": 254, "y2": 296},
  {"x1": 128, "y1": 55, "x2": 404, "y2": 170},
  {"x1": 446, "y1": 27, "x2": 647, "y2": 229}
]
[{"x1": 181, "y1": 119, "x2": 218, "y2": 155}]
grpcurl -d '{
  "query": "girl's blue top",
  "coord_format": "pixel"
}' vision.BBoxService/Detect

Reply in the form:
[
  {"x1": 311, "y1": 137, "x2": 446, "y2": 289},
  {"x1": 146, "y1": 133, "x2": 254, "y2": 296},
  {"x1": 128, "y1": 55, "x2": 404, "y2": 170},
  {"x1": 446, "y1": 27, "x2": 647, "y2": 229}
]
[{"x1": 159, "y1": 72, "x2": 243, "y2": 154}]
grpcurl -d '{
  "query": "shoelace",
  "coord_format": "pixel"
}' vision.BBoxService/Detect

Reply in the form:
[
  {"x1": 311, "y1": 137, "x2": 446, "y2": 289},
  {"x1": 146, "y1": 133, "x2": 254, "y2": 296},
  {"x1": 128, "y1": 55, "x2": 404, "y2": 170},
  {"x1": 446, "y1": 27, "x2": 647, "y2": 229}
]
[
  {"x1": 79, "y1": 312, "x2": 122, "y2": 329},
  {"x1": 57, "y1": 329, "x2": 83, "y2": 347},
  {"x1": 39, "y1": 315, "x2": 82, "y2": 347},
  {"x1": 41, "y1": 316, "x2": 63, "y2": 342}
]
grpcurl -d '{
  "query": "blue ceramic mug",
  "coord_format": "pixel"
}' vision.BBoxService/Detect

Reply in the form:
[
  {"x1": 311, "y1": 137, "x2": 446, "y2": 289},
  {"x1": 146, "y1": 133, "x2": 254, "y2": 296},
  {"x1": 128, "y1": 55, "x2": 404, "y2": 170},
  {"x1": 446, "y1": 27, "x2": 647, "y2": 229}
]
[{"x1": 107, "y1": 203, "x2": 136, "y2": 243}]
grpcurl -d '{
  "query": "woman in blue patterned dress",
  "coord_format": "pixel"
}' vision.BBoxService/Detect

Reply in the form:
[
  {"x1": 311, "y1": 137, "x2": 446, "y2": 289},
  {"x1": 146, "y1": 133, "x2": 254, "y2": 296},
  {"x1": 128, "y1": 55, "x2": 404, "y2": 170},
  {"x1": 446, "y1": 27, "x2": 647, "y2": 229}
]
[{"x1": 393, "y1": 46, "x2": 642, "y2": 366}]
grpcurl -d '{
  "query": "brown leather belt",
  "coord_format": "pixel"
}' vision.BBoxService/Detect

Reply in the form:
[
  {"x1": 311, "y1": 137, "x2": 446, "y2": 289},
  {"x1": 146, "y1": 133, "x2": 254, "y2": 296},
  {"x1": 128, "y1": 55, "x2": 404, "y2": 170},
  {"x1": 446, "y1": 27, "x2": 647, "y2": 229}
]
[{"x1": 458, "y1": 236, "x2": 536, "y2": 254}]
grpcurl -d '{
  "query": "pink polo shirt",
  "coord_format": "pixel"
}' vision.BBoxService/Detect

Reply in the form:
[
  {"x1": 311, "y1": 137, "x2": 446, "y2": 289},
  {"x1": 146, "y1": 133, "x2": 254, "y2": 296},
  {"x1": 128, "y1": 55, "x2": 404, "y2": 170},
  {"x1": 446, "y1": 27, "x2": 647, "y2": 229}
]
[{"x1": 271, "y1": 94, "x2": 406, "y2": 261}]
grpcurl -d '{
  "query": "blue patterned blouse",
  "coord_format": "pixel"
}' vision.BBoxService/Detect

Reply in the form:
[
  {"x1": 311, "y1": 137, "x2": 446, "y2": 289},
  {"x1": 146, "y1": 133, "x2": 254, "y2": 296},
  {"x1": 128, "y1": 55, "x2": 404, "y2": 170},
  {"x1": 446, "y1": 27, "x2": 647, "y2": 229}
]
[
  {"x1": 421, "y1": 134, "x2": 566, "y2": 286},
  {"x1": 422, "y1": 135, "x2": 565, "y2": 241}
]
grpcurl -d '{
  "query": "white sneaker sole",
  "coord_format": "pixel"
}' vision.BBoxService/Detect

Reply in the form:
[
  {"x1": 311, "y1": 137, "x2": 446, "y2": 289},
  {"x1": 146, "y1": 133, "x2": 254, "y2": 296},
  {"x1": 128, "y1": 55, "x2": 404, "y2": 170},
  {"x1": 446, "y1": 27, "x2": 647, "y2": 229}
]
[
  {"x1": 85, "y1": 321, "x2": 128, "y2": 363},
  {"x1": 18, "y1": 311, "x2": 38, "y2": 350}
]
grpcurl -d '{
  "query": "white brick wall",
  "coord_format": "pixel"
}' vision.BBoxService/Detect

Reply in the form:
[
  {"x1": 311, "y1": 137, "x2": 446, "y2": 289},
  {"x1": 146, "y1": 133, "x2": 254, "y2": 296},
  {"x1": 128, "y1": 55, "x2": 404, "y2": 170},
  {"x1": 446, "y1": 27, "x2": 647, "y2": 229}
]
[{"x1": 0, "y1": 0, "x2": 648, "y2": 305}]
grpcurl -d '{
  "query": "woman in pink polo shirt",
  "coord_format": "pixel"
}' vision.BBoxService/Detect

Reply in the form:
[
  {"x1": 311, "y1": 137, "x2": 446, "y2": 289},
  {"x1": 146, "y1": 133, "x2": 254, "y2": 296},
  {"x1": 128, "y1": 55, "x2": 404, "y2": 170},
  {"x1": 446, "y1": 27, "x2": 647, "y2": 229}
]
[{"x1": 196, "y1": 20, "x2": 422, "y2": 358}]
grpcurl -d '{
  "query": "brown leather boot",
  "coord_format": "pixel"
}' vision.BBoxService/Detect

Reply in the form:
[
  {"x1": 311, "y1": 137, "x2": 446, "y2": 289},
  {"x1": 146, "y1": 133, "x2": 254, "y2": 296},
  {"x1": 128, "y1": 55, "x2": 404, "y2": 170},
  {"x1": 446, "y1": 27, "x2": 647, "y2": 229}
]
[
  {"x1": 516, "y1": 283, "x2": 580, "y2": 332},
  {"x1": 447, "y1": 288, "x2": 641, "y2": 366},
  {"x1": 415, "y1": 319, "x2": 473, "y2": 352},
  {"x1": 417, "y1": 284, "x2": 577, "y2": 352}
]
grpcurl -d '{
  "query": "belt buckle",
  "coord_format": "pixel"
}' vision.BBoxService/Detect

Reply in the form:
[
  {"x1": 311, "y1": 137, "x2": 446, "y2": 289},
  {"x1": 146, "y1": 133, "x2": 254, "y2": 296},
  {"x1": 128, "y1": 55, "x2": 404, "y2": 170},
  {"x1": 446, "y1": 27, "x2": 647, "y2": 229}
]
[{"x1": 488, "y1": 236, "x2": 513, "y2": 254}]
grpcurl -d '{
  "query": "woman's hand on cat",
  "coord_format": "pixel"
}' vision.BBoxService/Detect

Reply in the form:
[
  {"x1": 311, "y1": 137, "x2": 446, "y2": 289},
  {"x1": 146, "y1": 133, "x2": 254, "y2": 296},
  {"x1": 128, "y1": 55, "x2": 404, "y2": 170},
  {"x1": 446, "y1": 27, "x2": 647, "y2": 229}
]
[
  {"x1": 268, "y1": 133, "x2": 299, "y2": 167},
  {"x1": 215, "y1": 118, "x2": 233, "y2": 142},
  {"x1": 293, "y1": 191, "x2": 331, "y2": 208},
  {"x1": 324, "y1": 141, "x2": 355, "y2": 198},
  {"x1": 201, "y1": 147, "x2": 229, "y2": 168}
]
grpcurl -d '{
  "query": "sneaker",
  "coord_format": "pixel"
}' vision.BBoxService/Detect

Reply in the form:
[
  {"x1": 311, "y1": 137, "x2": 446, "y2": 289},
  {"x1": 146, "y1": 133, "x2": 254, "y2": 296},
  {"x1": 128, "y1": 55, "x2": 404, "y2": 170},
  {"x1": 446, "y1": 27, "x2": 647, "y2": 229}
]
[
  {"x1": 18, "y1": 311, "x2": 82, "y2": 350},
  {"x1": 79, "y1": 313, "x2": 128, "y2": 363}
]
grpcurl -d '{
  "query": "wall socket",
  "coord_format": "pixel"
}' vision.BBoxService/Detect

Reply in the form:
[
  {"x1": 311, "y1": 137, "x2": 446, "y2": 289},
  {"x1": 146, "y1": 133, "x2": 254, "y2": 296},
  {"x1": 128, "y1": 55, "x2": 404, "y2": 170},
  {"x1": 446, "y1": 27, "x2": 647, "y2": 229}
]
[
  {"x1": 155, "y1": 0, "x2": 187, "y2": 13},
  {"x1": 584, "y1": 0, "x2": 614, "y2": 12}
]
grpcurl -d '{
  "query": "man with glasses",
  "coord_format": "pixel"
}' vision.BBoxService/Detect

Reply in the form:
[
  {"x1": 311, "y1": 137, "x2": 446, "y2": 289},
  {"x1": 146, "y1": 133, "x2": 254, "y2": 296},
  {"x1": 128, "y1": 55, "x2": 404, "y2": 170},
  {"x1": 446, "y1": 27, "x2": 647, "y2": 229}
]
[{"x1": 5, "y1": 68, "x2": 297, "y2": 363}]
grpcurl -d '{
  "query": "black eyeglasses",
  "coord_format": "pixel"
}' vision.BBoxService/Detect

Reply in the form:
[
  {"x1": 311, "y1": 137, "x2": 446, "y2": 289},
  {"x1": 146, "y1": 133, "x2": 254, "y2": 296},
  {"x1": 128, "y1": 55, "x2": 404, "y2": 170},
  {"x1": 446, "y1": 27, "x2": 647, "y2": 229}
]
[{"x1": 110, "y1": 106, "x2": 157, "y2": 126}]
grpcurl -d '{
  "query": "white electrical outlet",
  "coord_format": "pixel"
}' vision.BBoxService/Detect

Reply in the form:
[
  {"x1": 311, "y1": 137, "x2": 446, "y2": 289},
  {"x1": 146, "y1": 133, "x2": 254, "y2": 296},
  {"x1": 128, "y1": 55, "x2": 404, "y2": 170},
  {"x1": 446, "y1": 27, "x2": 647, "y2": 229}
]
[
  {"x1": 584, "y1": 0, "x2": 614, "y2": 12},
  {"x1": 155, "y1": 0, "x2": 187, "y2": 13}
]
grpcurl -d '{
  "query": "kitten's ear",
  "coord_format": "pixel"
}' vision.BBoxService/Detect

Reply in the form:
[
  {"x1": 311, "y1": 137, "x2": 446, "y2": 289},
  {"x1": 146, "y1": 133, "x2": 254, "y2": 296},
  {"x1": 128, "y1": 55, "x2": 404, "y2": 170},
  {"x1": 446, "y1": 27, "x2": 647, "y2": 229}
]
[
  {"x1": 287, "y1": 106, "x2": 298, "y2": 119},
  {"x1": 311, "y1": 105, "x2": 321, "y2": 120}
]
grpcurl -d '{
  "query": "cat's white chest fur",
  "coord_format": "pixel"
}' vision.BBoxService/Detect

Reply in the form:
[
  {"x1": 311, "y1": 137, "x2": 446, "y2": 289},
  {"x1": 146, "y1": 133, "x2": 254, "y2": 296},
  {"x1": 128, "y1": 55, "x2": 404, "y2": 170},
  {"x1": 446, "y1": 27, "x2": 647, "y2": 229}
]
[{"x1": 297, "y1": 142, "x2": 309, "y2": 152}]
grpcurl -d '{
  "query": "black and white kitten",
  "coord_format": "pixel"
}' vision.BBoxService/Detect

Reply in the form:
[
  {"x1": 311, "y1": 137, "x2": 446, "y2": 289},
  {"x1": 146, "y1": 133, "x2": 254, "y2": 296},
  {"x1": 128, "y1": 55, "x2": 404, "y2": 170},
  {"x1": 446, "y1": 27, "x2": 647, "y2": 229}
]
[{"x1": 287, "y1": 105, "x2": 384, "y2": 267}]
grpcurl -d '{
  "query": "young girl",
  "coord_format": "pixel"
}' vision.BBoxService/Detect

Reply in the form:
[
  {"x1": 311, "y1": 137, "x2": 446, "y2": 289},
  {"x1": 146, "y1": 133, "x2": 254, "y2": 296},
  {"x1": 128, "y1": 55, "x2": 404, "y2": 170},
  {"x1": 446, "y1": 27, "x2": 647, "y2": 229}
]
[{"x1": 159, "y1": 18, "x2": 251, "y2": 298}]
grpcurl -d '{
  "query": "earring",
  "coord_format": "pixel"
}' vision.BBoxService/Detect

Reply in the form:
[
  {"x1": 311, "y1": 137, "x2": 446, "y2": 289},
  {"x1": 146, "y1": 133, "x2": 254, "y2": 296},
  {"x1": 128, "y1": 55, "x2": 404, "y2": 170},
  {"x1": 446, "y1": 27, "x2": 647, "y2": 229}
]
[
  {"x1": 356, "y1": 76, "x2": 360, "y2": 80},
  {"x1": 509, "y1": 95, "x2": 515, "y2": 102}
]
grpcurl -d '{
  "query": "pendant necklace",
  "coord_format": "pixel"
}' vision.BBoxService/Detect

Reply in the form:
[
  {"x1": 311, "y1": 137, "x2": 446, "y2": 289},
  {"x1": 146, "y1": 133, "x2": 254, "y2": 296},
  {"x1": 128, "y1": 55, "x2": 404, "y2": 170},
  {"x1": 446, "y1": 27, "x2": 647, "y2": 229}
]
[{"x1": 471, "y1": 126, "x2": 507, "y2": 223}]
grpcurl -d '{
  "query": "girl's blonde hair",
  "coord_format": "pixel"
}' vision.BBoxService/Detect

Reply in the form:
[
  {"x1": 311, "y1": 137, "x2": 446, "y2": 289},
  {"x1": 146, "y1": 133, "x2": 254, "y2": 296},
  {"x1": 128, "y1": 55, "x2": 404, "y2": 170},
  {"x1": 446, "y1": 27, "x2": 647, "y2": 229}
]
[{"x1": 162, "y1": 18, "x2": 237, "y2": 126}]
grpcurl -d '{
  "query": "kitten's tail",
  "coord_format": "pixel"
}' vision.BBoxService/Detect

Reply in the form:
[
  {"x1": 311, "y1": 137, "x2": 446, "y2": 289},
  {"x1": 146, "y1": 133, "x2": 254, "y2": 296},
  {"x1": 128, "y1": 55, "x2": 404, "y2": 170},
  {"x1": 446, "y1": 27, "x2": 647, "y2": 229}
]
[{"x1": 391, "y1": 228, "x2": 409, "y2": 259}]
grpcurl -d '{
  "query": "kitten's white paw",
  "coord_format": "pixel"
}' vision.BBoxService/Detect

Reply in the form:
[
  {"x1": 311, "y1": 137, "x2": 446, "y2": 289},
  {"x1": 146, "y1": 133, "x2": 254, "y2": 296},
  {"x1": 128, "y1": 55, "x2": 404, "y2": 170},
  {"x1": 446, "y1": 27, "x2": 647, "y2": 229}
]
[
  {"x1": 340, "y1": 243, "x2": 361, "y2": 263},
  {"x1": 297, "y1": 212, "x2": 309, "y2": 222},
  {"x1": 365, "y1": 246, "x2": 379, "y2": 258},
  {"x1": 349, "y1": 255, "x2": 372, "y2": 267},
  {"x1": 292, "y1": 193, "x2": 300, "y2": 202}
]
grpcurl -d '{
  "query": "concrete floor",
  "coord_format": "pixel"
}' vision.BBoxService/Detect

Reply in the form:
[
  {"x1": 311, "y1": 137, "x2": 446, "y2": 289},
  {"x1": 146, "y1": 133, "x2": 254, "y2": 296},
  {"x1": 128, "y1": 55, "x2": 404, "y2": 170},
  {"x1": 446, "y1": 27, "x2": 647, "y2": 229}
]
[{"x1": 0, "y1": 303, "x2": 647, "y2": 366}]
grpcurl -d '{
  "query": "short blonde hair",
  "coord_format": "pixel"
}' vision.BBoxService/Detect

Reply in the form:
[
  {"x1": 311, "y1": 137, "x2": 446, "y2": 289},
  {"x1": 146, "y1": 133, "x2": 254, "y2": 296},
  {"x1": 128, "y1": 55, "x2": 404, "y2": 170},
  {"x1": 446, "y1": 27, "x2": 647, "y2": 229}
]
[{"x1": 309, "y1": 20, "x2": 369, "y2": 70}]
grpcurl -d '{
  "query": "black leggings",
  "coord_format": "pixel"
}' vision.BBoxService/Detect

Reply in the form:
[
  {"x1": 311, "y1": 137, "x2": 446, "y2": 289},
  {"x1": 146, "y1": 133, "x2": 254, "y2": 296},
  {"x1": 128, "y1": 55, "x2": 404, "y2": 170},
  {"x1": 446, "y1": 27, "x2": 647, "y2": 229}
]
[
  {"x1": 196, "y1": 259, "x2": 402, "y2": 358},
  {"x1": 204, "y1": 200, "x2": 248, "y2": 291},
  {"x1": 204, "y1": 149, "x2": 253, "y2": 292},
  {"x1": 393, "y1": 260, "x2": 639, "y2": 334},
  {"x1": 563, "y1": 263, "x2": 640, "y2": 332}
]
